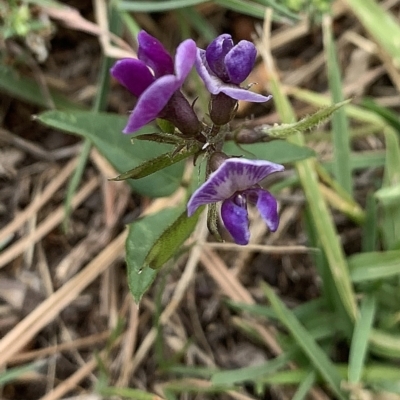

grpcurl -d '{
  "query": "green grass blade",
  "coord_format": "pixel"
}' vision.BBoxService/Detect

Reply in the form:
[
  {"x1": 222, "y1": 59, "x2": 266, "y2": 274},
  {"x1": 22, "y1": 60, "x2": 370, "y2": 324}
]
[
  {"x1": 341, "y1": 0, "x2": 400, "y2": 69},
  {"x1": 118, "y1": 11, "x2": 141, "y2": 39},
  {"x1": 211, "y1": 351, "x2": 294, "y2": 385},
  {"x1": 362, "y1": 97, "x2": 400, "y2": 135},
  {"x1": 322, "y1": 15, "x2": 352, "y2": 196},
  {"x1": 0, "y1": 361, "x2": 44, "y2": 385},
  {"x1": 323, "y1": 151, "x2": 386, "y2": 172},
  {"x1": 267, "y1": 65, "x2": 358, "y2": 321},
  {"x1": 370, "y1": 330, "x2": 400, "y2": 359},
  {"x1": 177, "y1": 7, "x2": 217, "y2": 42},
  {"x1": 380, "y1": 129, "x2": 400, "y2": 249},
  {"x1": 362, "y1": 194, "x2": 378, "y2": 252},
  {"x1": 348, "y1": 250, "x2": 400, "y2": 282},
  {"x1": 0, "y1": 65, "x2": 81, "y2": 110},
  {"x1": 348, "y1": 295, "x2": 376, "y2": 384},
  {"x1": 259, "y1": 363, "x2": 400, "y2": 385},
  {"x1": 292, "y1": 371, "x2": 316, "y2": 400},
  {"x1": 262, "y1": 282, "x2": 347, "y2": 400},
  {"x1": 116, "y1": 0, "x2": 207, "y2": 12}
]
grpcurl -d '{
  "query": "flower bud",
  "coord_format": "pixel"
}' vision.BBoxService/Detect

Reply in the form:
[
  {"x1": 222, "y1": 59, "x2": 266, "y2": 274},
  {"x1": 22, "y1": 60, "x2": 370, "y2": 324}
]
[
  {"x1": 233, "y1": 128, "x2": 265, "y2": 144},
  {"x1": 160, "y1": 91, "x2": 201, "y2": 137},
  {"x1": 209, "y1": 93, "x2": 238, "y2": 125}
]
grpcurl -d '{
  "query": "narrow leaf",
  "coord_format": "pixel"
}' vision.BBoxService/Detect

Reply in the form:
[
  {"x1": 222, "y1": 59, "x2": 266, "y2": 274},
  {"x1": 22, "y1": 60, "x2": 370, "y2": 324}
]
[
  {"x1": 36, "y1": 110, "x2": 184, "y2": 197},
  {"x1": 348, "y1": 250, "x2": 400, "y2": 282},
  {"x1": 323, "y1": 16, "x2": 352, "y2": 195},
  {"x1": 126, "y1": 208, "x2": 183, "y2": 303},
  {"x1": 144, "y1": 207, "x2": 203, "y2": 270},
  {"x1": 348, "y1": 295, "x2": 376, "y2": 384},
  {"x1": 267, "y1": 62, "x2": 358, "y2": 321},
  {"x1": 212, "y1": 351, "x2": 294, "y2": 386},
  {"x1": 292, "y1": 371, "x2": 316, "y2": 400},
  {"x1": 135, "y1": 132, "x2": 184, "y2": 145},
  {"x1": 361, "y1": 194, "x2": 378, "y2": 252},
  {"x1": 370, "y1": 329, "x2": 400, "y2": 359},
  {"x1": 257, "y1": 100, "x2": 351, "y2": 139},
  {"x1": 342, "y1": 0, "x2": 400, "y2": 69},
  {"x1": 380, "y1": 129, "x2": 400, "y2": 249},
  {"x1": 0, "y1": 65, "x2": 80, "y2": 110},
  {"x1": 111, "y1": 145, "x2": 201, "y2": 181},
  {"x1": 156, "y1": 118, "x2": 176, "y2": 134},
  {"x1": 262, "y1": 282, "x2": 347, "y2": 400}
]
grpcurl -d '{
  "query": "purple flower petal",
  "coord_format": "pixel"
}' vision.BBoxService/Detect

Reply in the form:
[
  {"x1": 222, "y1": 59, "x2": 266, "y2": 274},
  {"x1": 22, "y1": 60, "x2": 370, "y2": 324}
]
[
  {"x1": 225, "y1": 40, "x2": 256, "y2": 84},
  {"x1": 220, "y1": 85, "x2": 272, "y2": 102},
  {"x1": 110, "y1": 59, "x2": 155, "y2": 97},
  {"x1": 137, "y1": 30, "x2": 174, "y2": 77},
  {"x1": 248, "y1": 188, "x2": 279, "y2": 232},
  {"x1": 174, "y1": 39, "x2": 197, "y2": 82},
  {"x1": 205, "y1": 34, "x2": 232, "y2": 80},
  {"x1": 122, "y1": 74, "x2": 183, "y2": 133},
  {"x1": 196, "y1": 48, "x2": 271, "y2": 102},
  {"x1": 187, "y1": 158, "x2": 284, "y2": 215},
  {"x1": 221, "y1": 196, "x2": 250, "y2": 245},
  {"x1": 195, "y1": 49, "x2": 220, "y2": 95}
]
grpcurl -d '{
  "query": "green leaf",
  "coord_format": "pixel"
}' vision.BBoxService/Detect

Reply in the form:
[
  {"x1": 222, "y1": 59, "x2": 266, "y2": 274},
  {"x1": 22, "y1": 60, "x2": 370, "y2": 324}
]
[
  {"x1": 134, "y1": 132, "x2": 184, "y2": 145},
  {"x1": 348, "y1": 295, "x2": 376, "y2": 384},
  {"x1": 111, "y1": 144, "x2": 201, "y2": 181},
  {"x1": 323, "y1": 19, "x2": 352, "y2": 196},
  {"x1": 375, "y1": 183, "x2": 400, "y2": 207},
  {"x1": 211, "y1": 351, "x2": 294, "y2": 386},
  {"x1": 362, "y1": 194, "x2": 378, "y2": 252},
  {"x1": 0, "y1": 361, "x2": 44, "y2": 385},
  {"x1": 126, "y1": 208, "x2": 183, "y2": 303},
  {"x1": 269, "y1": 73, "x2": 358, "y2": 321},
  {"x1": 215, "y1": 0, "x2": 299, "y2": 21},
  {"x1": 156, "y1": 118, "x2": 176, "y2": 134},
  {"x1": 380, "y1": 129, "x2": 400, "y2": 249},
  {"x1": 257, "y1": 100, "x2": 351, "y2": 139},
  {"x1": 362, "y1": 97, "x2": 400, "y2": 135},
  {"x1": 262, "y1": 282, "x2": 347, "y2": 400},
  {"x1": 144, "y1": 207, "x2": 203, "y2": 270},
  {"x1": 348, "y1": 250, "x2": 400, "y2": 282},
  {"x1": 36, "y1": 110, "x2": 184, "y2": 197},
  {"x1": 342, "y1": 0, "x2": 400, "y2": 69},
  {"x1": 0, "y1": 64, "x2": 80, "y2": 110},
  {"x1": 224, "y1": 140, "x2": 315, "y2": 164},
  {"x1": 369, "y1": 329, "x2": 400, "y2": 359},
  {"x1": 117, "y1": 0, "x2": 207, "y2": 12},
  {"x1": 292, "y1": 371, "x2": 316, "y2": 400}
]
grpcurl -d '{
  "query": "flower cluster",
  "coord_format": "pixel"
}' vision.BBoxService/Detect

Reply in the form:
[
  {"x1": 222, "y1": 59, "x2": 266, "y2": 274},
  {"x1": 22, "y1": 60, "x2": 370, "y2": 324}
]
[{"x1": 111, "y1": 31, "x2": 284, "y2": 245}]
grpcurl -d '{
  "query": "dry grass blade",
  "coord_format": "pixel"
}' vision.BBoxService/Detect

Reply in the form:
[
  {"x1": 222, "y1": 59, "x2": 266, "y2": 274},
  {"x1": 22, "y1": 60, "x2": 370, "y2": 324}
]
[
  {"x1": 0, "y1": 176, "x2": 99, "y2": 269},
  {"x1": 0, "y1": 157, "x2": 78, "y2": 244},
  {"x1": 0, "y1": 231, "x2": 127, "y2": 368},
  {"x1": 39, "y1": 358, "x2": 97, "y2": 400},
  {"x1": 205, "y1": 242, "x2": 313, "y2": 254},
  {"x1": 9, "y1": 331, "x2": 111, "y2": 365},
  {"x1": 42, "y1": 2, "x2": 135, "y2": 59},
  {"x1": 199, "y1": 246, "x2": 283, "y2": 356}
]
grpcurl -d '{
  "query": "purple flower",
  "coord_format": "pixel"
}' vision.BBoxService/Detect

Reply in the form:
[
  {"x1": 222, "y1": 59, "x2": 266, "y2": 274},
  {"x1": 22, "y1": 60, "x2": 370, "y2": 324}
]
[
  {"x1": 111, "y1": 31, "x2": 199, "y2": 134},
  {"x1": 187, "y1": 158, "x2": 284, "y2": 245},
  {"x1": 195, "y1": 34, "x2": 271, "y2": 102}
]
